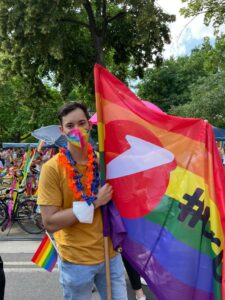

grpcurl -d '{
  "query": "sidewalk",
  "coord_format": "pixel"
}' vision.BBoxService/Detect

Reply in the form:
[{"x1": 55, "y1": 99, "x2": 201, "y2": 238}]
[{"x1": 0, "y1": 221, "x2": 44, "y2": 241}]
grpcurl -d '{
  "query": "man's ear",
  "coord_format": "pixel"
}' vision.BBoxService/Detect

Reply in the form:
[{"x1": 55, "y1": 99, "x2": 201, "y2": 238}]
[{"x1": 59, "y1": 125, "x2": 64, "y2": 135}]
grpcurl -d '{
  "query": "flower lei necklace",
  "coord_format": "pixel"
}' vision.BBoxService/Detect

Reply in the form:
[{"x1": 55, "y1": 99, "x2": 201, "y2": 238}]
[{"x1": 58, "y1": 143, "x2": 99, "y2": 206}]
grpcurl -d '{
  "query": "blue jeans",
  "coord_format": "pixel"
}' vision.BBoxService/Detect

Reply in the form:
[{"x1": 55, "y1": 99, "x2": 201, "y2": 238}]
[{"x1": 58, "y1": 254, "x2": 128, "y2": 300}]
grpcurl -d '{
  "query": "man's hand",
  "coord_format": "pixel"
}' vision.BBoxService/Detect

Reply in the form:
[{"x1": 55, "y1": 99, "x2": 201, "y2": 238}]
[{"x1": 95, "y1": 183, "x2": 113, "y2": 208}]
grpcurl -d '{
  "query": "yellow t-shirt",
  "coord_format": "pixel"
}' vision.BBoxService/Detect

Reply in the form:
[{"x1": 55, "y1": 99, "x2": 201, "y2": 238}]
[{"x1": 37, "y1": 153, "x2": 116, "y2": 264}]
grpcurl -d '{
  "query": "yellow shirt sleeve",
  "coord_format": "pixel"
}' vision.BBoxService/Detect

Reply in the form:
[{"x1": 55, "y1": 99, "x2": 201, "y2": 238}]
[{"x1": 37, "y1": 161, "x2": 62, "y2": 207}]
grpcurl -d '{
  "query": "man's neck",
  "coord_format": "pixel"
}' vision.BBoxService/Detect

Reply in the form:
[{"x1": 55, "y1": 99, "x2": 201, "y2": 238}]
[{"x1": 67, "y1": 143, "x2": 88, "y2": 165}]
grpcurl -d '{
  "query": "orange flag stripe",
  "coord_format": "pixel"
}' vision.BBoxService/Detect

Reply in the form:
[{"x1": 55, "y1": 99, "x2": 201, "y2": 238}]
[{"x1": 35, "y1": 238, "x2": 51, "y2": 265}]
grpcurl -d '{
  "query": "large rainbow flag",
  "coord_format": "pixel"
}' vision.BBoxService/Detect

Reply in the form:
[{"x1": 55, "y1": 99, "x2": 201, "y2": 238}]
[
  {"x1": 94, "y1": 64, "x2": 225, "y2": 300},
  {"x1": 31, "y1": 233, "x2": 57, "y2": 272}
]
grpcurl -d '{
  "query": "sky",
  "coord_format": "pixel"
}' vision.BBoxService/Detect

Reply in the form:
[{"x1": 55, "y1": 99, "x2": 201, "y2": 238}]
[{"x1": 156, "y1": 0, "x2": 225, "y2": 58}]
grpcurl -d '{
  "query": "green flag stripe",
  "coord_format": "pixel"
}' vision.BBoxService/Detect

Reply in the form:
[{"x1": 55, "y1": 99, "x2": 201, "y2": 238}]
[{"x1": 144, "y1": 195, "x2": 218, "y2": 259}]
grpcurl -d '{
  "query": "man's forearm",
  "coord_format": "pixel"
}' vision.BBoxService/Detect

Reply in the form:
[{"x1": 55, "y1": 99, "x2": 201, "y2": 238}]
[{"x1": 41, "y1": 207, "x2": 78, "y2": 233}]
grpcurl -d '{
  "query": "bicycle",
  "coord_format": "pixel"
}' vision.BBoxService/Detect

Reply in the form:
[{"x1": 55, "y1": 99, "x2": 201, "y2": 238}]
[{"x1": 0, "y1": 186, "x2": 44, "y2": 234}]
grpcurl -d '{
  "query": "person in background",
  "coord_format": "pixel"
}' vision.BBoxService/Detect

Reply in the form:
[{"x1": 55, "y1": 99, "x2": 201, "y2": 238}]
[
  {"x1": 122, "y1": 256, "x2": 147, "y2": 300},
  {"x1": 12, "y1": 150, "x2": 17, "y2": 161},
  {"x1": 0, "y1": 256, "x2": 5, "y2": 300},
  {"x1": 216, "y1": 141, "x2": 223, "y2": 163},
  {"x1": 222, "y1": 144, "x2": 225, "y2": 166}
]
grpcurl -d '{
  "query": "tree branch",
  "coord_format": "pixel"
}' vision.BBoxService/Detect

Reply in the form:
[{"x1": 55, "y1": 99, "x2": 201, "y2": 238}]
[
  {"x1": 107, "y1": 11, "x2": 126, "y2": 24},
  {"x1": 20, "y1": 133, "x2": 31, "y2": 141},
  {"x1": 96, "y1": 0, "x2": 101, "y2": 18},
  {"x1": 177, "y1": 11, "x2": 207, "y2": 42},
  {"x1": 102, "y1": 0, "x2": 107, "y2": 36},
  {"x1": 83, "y1": 0, "x2": 106, "y2": 65},
  {"x1": 83, "y1": 0, "x2": 97, "y2": 33},
  {"x1": 0, "y1": 124, "x2": 8, "y2": 132},
  {"x1": 59, "y1": 18, "x2": 89, "y2": 28},
  {"x1": 102, "y1": 0, "x2": 106, "y2": 20}
]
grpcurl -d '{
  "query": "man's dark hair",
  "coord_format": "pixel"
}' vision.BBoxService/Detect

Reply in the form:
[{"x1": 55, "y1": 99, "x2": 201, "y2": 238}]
[{"x1": 57, "y1": 102, "x2": 90, "y2": 124}]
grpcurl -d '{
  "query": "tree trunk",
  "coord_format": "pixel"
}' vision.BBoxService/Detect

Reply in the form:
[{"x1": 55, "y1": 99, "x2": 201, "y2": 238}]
[
  {"x1": 94, "y1": 35, "x2": 105, "y2": 67},
  {"x1": 83, "y1": 1, "x2": 106, "y2": 67}
]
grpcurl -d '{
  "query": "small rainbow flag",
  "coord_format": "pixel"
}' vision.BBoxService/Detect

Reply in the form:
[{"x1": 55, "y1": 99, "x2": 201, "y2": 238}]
[
  {"x1": 37, "y1": 139, "x2": 45, "y2": 152},
  {"x1": 31, "y1": 232, "x2": 58, "y2": 272},
  {"x1": 0, "y1": 168, "x2": 7, "y2": 177}
]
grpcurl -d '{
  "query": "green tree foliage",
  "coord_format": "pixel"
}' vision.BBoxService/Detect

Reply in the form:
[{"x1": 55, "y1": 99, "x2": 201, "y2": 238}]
[
  {"x1": 181, "y1": 0, "x2": 225, "y2": 32},
  {"x1": 138, "y1": 40, "x2": 212, "y2": 111},
  {"x1": 169, "y1": 73, "x2": 225, "y2": 128},
  {"x1": 0, "y1": 0, "x2": 175, "y2": 100},
  {"x1": 202, "y1": 34, "x2": 225, "y2": 73},
  {"x1": 138, "y1": 35, "x2": 225, "y2": 114},
  {"x1": 0, "y1": 76, "x2": 64, "y2": 142}
]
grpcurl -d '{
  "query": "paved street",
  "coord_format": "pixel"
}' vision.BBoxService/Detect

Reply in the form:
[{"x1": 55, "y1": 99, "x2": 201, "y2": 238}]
[{"x1": 1, "y1": 223, "x2": 156, "y2": 300}]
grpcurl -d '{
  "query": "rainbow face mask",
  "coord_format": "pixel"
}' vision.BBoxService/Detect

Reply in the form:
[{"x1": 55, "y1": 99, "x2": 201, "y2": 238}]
[{"x1": 66, "y1": 127, "x2": 89, "y2": 148}]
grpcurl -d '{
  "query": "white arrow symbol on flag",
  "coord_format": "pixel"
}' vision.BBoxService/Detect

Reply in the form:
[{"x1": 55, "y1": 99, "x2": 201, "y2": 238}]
[{"x1": 106, "y1": 135, "x2": 175, "y2": 179}]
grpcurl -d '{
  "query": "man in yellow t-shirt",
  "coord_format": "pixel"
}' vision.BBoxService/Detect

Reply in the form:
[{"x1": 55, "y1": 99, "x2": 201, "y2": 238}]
[{"x1": 37, "y1": 102, "x2": 128, "y2": 300}]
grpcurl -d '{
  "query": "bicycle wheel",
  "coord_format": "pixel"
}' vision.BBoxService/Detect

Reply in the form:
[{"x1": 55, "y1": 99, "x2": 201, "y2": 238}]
[
  {"x1": 0, "y1": 201, "x2": 8, "y2": 226},
  {"x1": 16, "y1": 199, "x2": 44, "y2": 234}
]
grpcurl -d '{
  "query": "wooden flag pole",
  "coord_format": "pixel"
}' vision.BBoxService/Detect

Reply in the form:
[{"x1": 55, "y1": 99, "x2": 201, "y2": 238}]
[
  {"x1": 95, "y1": 70, "x2": 112, "y2": 300},
  {"x1": 45, "y1": 231, "x2": 59, "y2": 254},
  {"x1": 104, "y1": 236, "x2": 111, "y2": 300}
]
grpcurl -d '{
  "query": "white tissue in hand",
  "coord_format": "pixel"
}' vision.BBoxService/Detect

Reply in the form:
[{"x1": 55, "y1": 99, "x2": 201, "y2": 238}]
[{"x1": 73, "y1": 201, "x2": 94, "y2": 224}]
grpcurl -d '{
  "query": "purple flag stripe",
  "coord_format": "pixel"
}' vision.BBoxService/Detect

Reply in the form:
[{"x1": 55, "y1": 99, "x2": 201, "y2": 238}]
[
  {"x1": 122, "y1": 237, "x2": 214, "y2": 300},
  {"x1": 45, "y1": 251, "x2": 57, "y2": 272},
  {"x1": 122, "y1": 217, "x2": 214, "y2": 293}
]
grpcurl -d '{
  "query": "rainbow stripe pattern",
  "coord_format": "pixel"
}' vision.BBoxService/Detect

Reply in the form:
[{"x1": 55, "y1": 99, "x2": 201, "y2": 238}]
[
  {"x1": 37, "y1": 139, "x2": 45, "y2": 152},
  {"x1": 94, "y1": 64, "x2": 225, "y2": 300},
  {"x1": 21, "y1": 148, "x2": 36, "y2": 185},
  {"x1": 31, "y1": 233, "x2": 57, "y2": 272},
  {"x1": 0, "y1": 168, "x2": 7, "y2": 177},
  {"x1": 66, "y1": 127, "x2": 88, "y2": 148}
]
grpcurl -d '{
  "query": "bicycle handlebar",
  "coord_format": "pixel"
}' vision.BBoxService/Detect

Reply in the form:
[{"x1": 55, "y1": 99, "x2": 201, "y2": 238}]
[{"x1": 0, "y1": 186, "x2": 25, "y2": 196}]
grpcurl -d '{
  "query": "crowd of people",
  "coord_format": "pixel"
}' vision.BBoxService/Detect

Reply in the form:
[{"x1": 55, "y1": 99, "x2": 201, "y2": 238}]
[
  {"x1": 0, "y1": 148, "x2": 25, "y2": 169},
  {"x1": 0, "y1": 148, "x2": 51, "y2": 171},
  {"x1": 0, "y1": 147, "x2": 54, "y2": 199}
]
